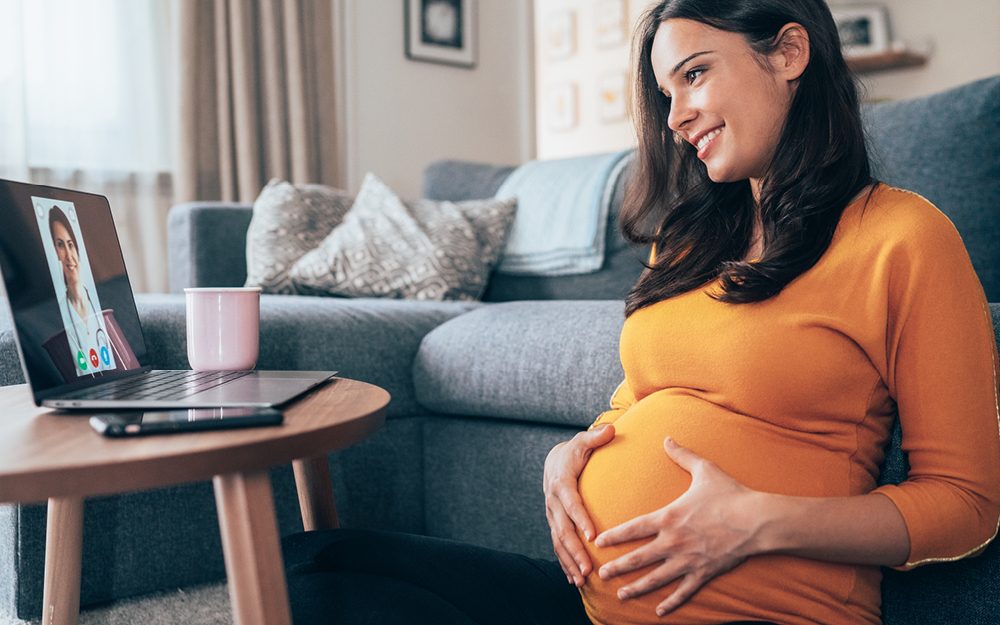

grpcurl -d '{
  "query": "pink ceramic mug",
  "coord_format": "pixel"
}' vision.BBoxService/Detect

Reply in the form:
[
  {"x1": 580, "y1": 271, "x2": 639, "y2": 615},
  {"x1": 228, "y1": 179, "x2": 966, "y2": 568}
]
[{"x1": 184, "y1": 287, "x2": 262, "y2": 371}]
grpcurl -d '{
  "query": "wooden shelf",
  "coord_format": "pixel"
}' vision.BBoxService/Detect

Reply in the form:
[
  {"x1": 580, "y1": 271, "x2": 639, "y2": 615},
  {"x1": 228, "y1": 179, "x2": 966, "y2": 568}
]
[{"x1": 847, "y1": 50, "x2": 928, "y2": 74}]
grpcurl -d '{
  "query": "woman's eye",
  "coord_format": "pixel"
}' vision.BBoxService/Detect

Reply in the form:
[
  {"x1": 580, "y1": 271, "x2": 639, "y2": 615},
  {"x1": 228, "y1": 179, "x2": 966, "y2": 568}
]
[{"x1": 685, "y1": 68, "x2": 704, "y2": 83}]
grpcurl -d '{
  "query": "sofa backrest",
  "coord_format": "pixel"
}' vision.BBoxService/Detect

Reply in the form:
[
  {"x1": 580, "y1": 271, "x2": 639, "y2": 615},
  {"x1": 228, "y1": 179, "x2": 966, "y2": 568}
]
[
  {"x1": 423, "y1": 159, "x2": 648, "y2": 303},
  {"x1": 865, "y1": 74, "x2": 1000, "y2": 302}
]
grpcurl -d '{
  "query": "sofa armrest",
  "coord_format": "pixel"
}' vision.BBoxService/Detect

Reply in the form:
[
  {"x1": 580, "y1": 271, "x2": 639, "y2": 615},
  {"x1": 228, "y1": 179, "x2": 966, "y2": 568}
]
[{"x1": 167, "y1": 202, "x2": 253, "y2": 293}]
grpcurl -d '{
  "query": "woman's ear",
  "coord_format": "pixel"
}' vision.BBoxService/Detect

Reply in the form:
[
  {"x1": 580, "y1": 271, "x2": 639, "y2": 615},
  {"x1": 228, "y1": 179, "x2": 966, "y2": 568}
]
[{"x1": 771, "y1": 23, "x2": 810, "y2": 82}]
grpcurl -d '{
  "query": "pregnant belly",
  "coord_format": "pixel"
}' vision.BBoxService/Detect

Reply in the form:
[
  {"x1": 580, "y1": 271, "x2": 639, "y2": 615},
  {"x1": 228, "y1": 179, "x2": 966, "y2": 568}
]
[{"x1": 576, "y1": 390, "x2": 864, "y2": 625}]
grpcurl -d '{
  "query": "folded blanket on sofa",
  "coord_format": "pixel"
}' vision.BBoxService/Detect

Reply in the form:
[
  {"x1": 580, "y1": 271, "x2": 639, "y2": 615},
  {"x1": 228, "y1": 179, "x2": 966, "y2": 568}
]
[{"x1": 493, "y1": 150, "x2": 631, "y2": 276}]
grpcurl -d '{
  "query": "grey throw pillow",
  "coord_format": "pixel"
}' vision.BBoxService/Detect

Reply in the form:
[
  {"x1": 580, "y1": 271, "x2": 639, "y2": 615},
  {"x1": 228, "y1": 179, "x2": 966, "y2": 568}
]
[
  {"x1": 245, "y1": 179, "x2": 354, "y2": 293},
  {"x1": 288, "y1": 173, "x2": 517, "y2": 301}
]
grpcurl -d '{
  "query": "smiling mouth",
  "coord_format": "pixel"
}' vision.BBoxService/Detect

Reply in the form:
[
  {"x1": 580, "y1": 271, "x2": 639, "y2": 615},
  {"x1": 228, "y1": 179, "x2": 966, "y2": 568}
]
[{"x1": 695, "y1": 127, "x2": 723, "y2": 154}]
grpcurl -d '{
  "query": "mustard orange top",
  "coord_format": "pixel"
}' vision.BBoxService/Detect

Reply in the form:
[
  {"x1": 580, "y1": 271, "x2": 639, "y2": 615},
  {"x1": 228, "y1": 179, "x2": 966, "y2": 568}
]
[{"x1": 578, "y1": 186, "x2": 1000, "y2": 625}]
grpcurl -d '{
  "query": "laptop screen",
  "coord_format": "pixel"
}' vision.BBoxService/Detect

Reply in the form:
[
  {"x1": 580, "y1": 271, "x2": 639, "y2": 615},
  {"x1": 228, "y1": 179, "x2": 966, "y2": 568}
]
[{"x1": 0, "y1": 179, "x2": 151, "y2": 399}]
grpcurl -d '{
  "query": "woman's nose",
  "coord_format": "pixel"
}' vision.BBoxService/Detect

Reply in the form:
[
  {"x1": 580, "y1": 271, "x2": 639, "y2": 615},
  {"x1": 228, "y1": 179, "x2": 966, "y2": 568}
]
[{"x1": 667, "y1": 94, "x2": 695, "y2": 131}]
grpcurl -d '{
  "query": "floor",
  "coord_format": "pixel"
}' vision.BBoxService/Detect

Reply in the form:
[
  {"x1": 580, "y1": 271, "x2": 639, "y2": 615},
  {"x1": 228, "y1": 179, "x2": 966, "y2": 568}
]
[{"x1": 0, "y1": 581, "x2": 231, "y2": 625}]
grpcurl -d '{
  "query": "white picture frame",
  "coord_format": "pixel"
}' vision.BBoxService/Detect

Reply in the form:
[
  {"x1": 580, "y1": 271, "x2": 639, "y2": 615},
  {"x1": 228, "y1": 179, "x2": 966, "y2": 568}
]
[
  {"x1": 595, "y1": 0, "x2": 627, "y2": 48},
  {"x1": 546, "y1": 10, "x2": 576, "y2": 60},
  {"x1": 406, "y1": 0, "x2": 477, "y2": 68},
  {"x1": 599, "y1": 71, "x2": 627, "y2": 122},
  {"x1": 833, "y1": 5, "x2": 890, "y2": 57},
  {"x1": 547, "y1": 83, "x2": 578, "y2": 131}
]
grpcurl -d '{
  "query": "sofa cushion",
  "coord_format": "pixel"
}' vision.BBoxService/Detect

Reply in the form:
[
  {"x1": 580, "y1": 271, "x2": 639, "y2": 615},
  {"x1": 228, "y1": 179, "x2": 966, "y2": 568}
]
[
  {"x1": 422, "y1": 416, "x2": 575, "y2": 559},
  {"x1": 289, "y1": 173, "x2": 517, "y2": 301},
  {"x1": 413, "y1": 300, "x2": 625, "y2": 428},
  {"x1": 866, "y1": 74, "x2": 1000, "y2": 301},
  {"x1": 245, "y1": 179, "x2": 354, "y2": 294},
  {"x1": 136, "y1": 294, "x2": 480, "y2": 418}
]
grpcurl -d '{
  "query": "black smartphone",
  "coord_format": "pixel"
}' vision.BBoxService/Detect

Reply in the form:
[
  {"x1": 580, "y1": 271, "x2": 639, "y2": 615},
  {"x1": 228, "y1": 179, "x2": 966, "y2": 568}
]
[{"x1": 89, "y1": 407, "x2": 284, "y2": 437}]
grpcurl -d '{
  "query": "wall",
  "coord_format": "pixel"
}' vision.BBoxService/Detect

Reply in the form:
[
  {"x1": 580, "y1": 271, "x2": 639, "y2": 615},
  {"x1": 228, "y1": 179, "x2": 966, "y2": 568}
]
[
  {"x1": 533, "y1": 0, "x2": 1000, "y2": 159},
  {"x1": 332, "y1": 0, "x2": 535, "y2": 198},
  {"x1": 828, "y1": 0, "x2": 1000, "y2": 102},
  {"x1": 533, "y1": 0, "x2": 654, "y2": 160}
]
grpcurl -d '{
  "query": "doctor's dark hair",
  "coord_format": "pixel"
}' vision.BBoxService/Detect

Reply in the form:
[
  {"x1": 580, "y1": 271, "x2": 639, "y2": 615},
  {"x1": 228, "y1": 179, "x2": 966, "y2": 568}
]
[
  {"x1": 48, "y1": 206, "x2": 78, "y2": 251},
  {"x1": 621, "y1": 0, "x2": 874, "y2": 316}
]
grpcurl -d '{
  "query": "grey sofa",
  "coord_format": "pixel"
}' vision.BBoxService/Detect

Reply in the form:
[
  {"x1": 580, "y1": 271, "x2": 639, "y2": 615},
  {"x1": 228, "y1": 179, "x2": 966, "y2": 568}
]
[{"x1": 1, "y1": 74, "x2": 999, "y2": 624}]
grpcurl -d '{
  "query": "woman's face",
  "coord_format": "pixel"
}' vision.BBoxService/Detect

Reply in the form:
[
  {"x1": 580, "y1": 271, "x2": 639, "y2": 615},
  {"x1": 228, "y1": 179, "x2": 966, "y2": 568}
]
[
  {"x1": 650, "y1": 18, "x2": 798, "y2": 188},
  {"x1": 52, "y1": 221, "x2": 80, "y2": 284}
]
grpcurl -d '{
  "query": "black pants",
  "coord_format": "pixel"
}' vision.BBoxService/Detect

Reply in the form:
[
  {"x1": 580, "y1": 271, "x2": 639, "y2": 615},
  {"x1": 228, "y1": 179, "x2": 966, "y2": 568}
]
[
  {"x1": 283, "y1": 528, "x2": 590, "y2": 625},
  {"x1": 283, "y1": 528, "x2": 779, "y2": 625}
]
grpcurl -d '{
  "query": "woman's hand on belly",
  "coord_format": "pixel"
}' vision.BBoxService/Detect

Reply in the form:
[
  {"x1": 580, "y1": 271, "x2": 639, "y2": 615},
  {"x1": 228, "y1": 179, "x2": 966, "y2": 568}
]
[
  {"x1": 595, "y1": 437, "x2": 764, "y2": 617},
  {"x1": 543, "y1": 424, "x2": 617, "y2": 587}
]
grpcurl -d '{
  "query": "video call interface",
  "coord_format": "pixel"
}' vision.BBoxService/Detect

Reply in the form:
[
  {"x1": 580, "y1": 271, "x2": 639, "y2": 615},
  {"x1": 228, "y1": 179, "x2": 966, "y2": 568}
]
[
  {"x1": 0, "y1": 179, "x2": 148, "y2": 394},
  {"x1": 35, "y1": 197, "x2": 118, "y2": 376}
]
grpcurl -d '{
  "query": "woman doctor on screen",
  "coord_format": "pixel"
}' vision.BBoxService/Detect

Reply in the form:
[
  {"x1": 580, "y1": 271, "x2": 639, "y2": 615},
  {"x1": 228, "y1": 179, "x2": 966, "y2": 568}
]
[{"x1": 48, "y1": 206, "x2": 103, "y2": 367}]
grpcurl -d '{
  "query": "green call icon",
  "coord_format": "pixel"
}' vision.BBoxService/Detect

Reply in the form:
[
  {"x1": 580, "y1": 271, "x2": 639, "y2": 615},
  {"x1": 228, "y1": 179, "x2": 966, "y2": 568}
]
[{"x1": 76, "y1": 350, "x2": 88, "y2": 371}]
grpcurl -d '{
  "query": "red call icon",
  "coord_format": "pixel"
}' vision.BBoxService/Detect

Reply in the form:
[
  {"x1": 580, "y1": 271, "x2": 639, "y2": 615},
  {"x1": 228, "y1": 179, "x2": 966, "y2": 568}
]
[{"x1": 89, "y1": 349, "x2": 100, "y2": 368}]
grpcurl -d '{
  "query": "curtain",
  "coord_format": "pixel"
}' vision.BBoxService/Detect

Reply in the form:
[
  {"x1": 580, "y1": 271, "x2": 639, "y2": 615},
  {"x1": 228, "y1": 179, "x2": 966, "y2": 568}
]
[
  {"x1": 0, "y1": 0, "x2": 176, "y2": 293},
  {"x1": 175, "y1": 0, "x2": 338, "y2": 204}
]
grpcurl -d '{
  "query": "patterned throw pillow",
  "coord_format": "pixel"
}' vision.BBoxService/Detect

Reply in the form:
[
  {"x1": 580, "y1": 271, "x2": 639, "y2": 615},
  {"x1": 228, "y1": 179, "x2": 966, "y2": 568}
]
[
  {"x1": 287, "y1": 173, "x2": 517, "y2": 301},
  {"x1": 245, "y1": 179, "x2": 354, "y2": 293}
]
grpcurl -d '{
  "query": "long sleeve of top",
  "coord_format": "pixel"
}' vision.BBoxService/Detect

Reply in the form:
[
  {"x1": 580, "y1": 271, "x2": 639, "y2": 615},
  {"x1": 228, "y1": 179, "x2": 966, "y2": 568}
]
[{"x1": 578, "y1": 185, "x2": 1000, "y2": 625}]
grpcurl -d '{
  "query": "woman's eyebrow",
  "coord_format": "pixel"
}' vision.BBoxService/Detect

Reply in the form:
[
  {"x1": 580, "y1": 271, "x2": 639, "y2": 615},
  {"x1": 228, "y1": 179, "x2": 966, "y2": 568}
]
[{"x1": 672, "y1": 51, "x2": 712, "y2": 76}]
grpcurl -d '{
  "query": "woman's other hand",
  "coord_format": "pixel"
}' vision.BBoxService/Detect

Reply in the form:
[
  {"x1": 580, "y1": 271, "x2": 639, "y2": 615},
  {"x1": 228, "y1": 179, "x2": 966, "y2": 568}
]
[
  {"x1": 543, "y1": 424, "x2": 616, "y2": 587},
  {"x1": 595, "y1": 437, "x2": 762, "y2": 616}
]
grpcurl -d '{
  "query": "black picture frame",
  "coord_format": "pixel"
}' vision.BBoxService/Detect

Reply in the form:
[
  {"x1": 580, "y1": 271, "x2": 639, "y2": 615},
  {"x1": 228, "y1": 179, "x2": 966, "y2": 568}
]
[
  {"x1": 833, "y1": 6, "x2": 890, "y2": 57},
  {"x1": 405, "y1": 0, "x2": 477, "y2": 68}
]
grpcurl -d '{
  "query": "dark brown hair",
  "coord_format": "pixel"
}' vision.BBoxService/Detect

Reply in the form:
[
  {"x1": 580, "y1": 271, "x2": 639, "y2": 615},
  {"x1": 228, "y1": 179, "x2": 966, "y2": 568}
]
[
  {"x1": 622, "y1": 0, "x2": 873, "y2": 316},
  {"x1": 48, "y1": 206, "x2": 78, "y2": 250}
]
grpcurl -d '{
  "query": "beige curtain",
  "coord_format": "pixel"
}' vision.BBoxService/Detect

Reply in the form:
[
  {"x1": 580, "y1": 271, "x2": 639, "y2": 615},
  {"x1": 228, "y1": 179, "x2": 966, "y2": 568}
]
[{"x1": 175, "y1": 0, "x2": 338, "y2": 203}]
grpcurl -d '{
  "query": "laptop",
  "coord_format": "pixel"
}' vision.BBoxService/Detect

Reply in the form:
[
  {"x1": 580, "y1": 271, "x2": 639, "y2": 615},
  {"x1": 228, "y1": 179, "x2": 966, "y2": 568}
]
[{"x1": 0, "y1": 178, "x2": 335, "y2": 409}]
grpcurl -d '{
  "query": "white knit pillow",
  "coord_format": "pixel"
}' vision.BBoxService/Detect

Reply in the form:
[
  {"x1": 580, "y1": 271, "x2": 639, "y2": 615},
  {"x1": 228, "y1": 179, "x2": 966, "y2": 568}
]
[
  {"x1": 244, "y1": 179, "x2": 354, "y2": 294},
  {"x1": 287, "y1": 173, "x2": 517, "y2": 301}
]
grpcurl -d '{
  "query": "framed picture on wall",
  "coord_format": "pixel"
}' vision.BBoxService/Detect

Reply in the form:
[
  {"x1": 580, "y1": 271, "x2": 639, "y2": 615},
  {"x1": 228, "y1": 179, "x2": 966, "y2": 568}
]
[
  {"x1": 546, "y1": 10, "x2": 577, "y2": 60},
  {"x1": 599, "y1": 71, "x2": 628, "y2": 122},
  {"x1": 406, "y1": 0, "x2": 477, "y2": 68},
  {"x1": 547, "y1": 83, "x2": 578, "y2": 131},
  {"x1": 833, "y1": 5, "x2": 890, "y2": 57},
  {"x1": 596, "y1": 0, "x2": 627, "y2": 48}
]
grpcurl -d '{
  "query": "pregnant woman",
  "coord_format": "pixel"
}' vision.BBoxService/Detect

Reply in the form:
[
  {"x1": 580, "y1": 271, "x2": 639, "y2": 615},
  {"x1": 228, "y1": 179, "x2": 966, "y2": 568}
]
[{"x1": 285, "y1": 1, "x2": 999, "y2": 623}]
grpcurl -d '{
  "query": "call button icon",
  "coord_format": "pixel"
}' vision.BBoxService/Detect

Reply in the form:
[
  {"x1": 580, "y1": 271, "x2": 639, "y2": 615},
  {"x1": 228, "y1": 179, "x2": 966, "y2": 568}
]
[
  {"x1": 89, "y1": 349, "x2": 100, "y2": 368},
  {"x1": 76, "y1": 350, "x2": 88, "y2": 371}
]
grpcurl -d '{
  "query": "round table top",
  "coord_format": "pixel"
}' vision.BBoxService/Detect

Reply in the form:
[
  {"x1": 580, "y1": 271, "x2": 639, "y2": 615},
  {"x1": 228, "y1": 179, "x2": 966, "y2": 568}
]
[{"x1": 0, "y1": 378, "x2": 389, "y2": 503}]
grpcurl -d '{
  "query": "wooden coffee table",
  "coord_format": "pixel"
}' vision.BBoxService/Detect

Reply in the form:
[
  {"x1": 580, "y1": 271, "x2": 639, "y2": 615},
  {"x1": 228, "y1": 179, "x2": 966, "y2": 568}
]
[{"x1": 0, "y1": 377, "x2": 389, "y2": 625}]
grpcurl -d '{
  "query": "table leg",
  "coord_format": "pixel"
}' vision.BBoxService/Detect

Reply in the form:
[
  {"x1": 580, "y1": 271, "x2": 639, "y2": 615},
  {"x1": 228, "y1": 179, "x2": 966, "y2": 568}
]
[
  {"x1": 42, "y1": 496, "x2": 84, "y2": 625},
  {"x1": 292, "y1": 455, "x2": 339, "y2": 531},
  {"x1": 213, "y1": 470, "x2": 291, "y2": 625}
]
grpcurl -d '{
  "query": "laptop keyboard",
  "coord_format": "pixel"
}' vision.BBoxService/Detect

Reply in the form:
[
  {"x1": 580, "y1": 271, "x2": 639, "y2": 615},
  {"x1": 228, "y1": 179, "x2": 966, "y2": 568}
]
[{"x1": 61, "y1": 370, "x2": 253, "y2": 401}]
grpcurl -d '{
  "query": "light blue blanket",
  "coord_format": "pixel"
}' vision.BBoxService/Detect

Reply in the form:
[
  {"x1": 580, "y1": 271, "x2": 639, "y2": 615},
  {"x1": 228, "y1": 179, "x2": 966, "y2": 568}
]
[{"x1": 493, "y1": 150, "x2": 632, "y2": 276}]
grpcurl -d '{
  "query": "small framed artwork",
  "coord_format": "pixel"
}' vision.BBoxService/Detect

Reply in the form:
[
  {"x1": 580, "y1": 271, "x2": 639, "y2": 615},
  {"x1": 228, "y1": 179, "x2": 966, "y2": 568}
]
[
  {"x1": 833, "y1": 5, "x2": 890, "y2": 57},
  {"x1": 599, "y1": 72, "x2": 628, "y2": 122},
  {"x1": 596, "y1": 0, "x2": 627, "y2": 48},
  {"x1": 406, "y1": 0, "x2": 477, "y2": 68},
  {"x1": 547, "y1": 83, "x2": 578, "y2": 131},
  {"x1": 546, "y1": 10, "x2": 576, "y2": 60}
]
